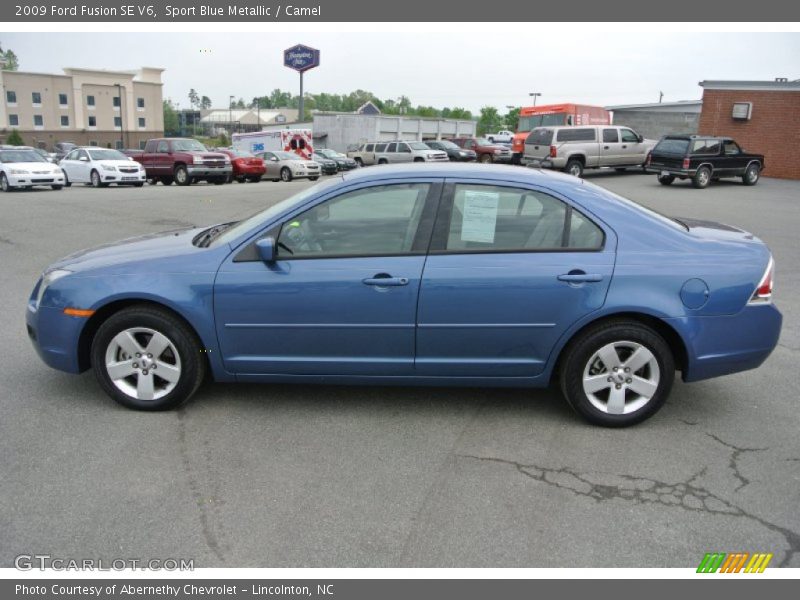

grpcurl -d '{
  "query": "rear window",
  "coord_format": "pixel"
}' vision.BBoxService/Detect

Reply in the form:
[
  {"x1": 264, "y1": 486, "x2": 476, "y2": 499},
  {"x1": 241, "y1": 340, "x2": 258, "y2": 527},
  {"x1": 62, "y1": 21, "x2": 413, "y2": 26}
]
[
  {"x1": 526, "y1": 129, "x2": 553, "y2": 145},
  {"x1": 556, "y1": 128, "x2": 596, "y2": 142},
  {"x1": 654, "y1": 138, "x2": 690, "y2": 155}
]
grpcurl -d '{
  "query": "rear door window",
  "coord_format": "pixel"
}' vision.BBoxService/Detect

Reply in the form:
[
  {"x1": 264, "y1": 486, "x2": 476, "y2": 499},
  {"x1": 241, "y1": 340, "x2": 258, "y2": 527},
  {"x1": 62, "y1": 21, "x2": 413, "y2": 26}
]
[
  {"x1": 556, "y1": 128, "x2": 596, "y2": 142},
  {"x1": 602, "y1": 129, "x2": 619, "y2": 143}
]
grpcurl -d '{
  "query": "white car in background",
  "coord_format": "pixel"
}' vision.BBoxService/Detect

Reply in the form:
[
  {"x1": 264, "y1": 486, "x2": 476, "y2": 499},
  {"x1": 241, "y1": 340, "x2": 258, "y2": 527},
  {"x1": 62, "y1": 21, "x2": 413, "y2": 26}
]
[
  {"x1": 0, "y1": 147, "x2": 66, "y2": 191},
  {"x1": 59, "y1": 147, "x2": 146, "y2": 188}
]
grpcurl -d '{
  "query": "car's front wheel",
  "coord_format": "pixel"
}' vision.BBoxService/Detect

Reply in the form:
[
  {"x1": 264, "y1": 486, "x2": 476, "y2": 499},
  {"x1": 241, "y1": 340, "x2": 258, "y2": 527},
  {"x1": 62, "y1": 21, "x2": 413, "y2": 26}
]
[
  {"x1": 0, "y1": 173, "x2": 11, "y2": 192},
  {"x1": 280, "y1": 167, "x2": 293, "y2": 182},
  {"x1": 90, "y1": 170, "x2": 106, "y2": 188},
  {"x1": 743, "y1": 163, "x2": 760, "y2": 186},
  {"x1": 559, "y1": 320, "x2": 675, "y2": 427},
  {"x1": 91, "y1": 306, "x2": 206, "y2": 411}
]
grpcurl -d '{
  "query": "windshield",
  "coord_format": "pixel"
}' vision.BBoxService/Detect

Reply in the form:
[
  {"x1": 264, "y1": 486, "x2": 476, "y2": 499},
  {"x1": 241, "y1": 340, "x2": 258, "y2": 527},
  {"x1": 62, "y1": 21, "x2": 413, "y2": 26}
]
[
  {"x1": 312, "y1": 154, "x2": 330, "y2": 161},
  {"x1": 210, "y1": 178, "x2": 342, "y2": 247},
  {"x1": 0, "y1": 150, "x2": 45, "y2": 163},
  {"x1": 654, "y1": 138, "x2": 690, "y2": 155},
  {"x1": 319, "y1": 149, "x2": 345, "y2": 159},
  {"x1": 171, "y1": 139, "x2": 208, "y2": 152},
  {"x1": 518, "y1": 113, "x2": 567, "y2": 132},
  {"x1": 88, "y1": 149, "x2": 127, "y2": 161},
  {"x1": 435, "y1": 141, "x2": 458, "y2": 149},
  {"x1": 409, "y1": 142, "x2": 429, "y2": 150},
  {"x1": 475, "y1": 138, "x2": 492, "y2": 146}
]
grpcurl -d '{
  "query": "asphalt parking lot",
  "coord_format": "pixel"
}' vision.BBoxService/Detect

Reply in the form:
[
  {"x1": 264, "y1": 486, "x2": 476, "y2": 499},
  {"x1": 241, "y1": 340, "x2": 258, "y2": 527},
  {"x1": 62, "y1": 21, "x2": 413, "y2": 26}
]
[{"x1": 1, "y1": 170, "x2": 798, "y2": 568}]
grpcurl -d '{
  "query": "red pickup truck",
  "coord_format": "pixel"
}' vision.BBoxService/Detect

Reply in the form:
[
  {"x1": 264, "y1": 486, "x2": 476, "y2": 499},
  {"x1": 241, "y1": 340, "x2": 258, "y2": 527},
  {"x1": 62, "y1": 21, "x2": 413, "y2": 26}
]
[{"x1": 129, "y1": 138, "x2": 232, "y2": 186}]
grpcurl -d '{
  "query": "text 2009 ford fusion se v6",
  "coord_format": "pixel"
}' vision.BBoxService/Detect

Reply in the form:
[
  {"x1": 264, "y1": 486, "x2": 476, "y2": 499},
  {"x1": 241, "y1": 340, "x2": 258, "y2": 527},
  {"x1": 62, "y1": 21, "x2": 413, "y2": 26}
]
[{"x1": 26, "y1": 164, "x2": 781, "y2": 426}]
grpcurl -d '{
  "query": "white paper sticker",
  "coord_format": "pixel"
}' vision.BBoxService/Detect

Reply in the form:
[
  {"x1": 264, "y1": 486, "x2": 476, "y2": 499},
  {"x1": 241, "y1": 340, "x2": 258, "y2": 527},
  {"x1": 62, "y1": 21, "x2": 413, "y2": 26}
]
[{"x1": 461, "y1": 191, "x2": 499, "y2": 243}]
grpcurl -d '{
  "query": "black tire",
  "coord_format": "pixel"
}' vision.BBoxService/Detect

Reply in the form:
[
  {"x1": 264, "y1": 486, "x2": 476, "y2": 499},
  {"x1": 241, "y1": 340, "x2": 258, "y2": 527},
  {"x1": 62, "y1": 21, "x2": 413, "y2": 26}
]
[
  {"x1": 247, "y1": 176, "x2": 262, "y2": 183},
  {"x1": 280, "y1": 167, "x2": 293, "y2": 182},
  {"x1": 377, "y1": 158, "x2": 388, "y2": 165},
  {"x1": 565, "y1": 159, "x2": 584, "y2": 178},
  {"x1": 90, "y1": 169, "x2": 106, "y2": 188},
  {"x1": 742, "y1": 163, "x2": 760, "y2": 186},
  {"x1": 479, "y1": 153, "x2": 493, "y2": 164},
  {"x1": 133, "y1": 182, "x2": 144, "y2": 188},
  {"x1": 692, "y1": 166, "x2": 711, "y2": 189},
  {"x1": 658, "y1": 174, "x2": 675, "y2": 186},
  {"x1": 90, "y1": 305, "x2": 206, "y2": 411},
  {"x1": 174, "y1": 165, "x2": 191, "y2": 186},
  {"x1": 235, "y1": 176, "x2": 246, "y2": 183},
  {"x1": 51, "y1": 185, "x2": 63, "y2": 191},
  {"x1": 354, "y1": 157, "x2": 363, "y2": 167},
  {"x1": 308, "y1": 176, "x2": 319, "y2": 181},
  {"x1": 0, "y1": 173, "x2": 10, "y2": 192},
  {"x1": 63, "y1": 172, "x2": 72, "y2": 187},
  {"x1": 559, "y1": 320, "x2": 675, "y2": 427},
  {"x1": 413, "y1": 157, "x2": 425, "y2": 163}
]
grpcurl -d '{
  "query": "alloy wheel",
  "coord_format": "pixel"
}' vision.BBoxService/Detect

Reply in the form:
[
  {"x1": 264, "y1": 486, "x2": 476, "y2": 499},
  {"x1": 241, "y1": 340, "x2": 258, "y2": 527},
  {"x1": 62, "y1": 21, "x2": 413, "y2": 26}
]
[
  {"x1": 104, "y1": 327, "x2": 182, "y2": 401},
  {"x1": 582, "y1": 341, "x2": 660, "y2": 415}
]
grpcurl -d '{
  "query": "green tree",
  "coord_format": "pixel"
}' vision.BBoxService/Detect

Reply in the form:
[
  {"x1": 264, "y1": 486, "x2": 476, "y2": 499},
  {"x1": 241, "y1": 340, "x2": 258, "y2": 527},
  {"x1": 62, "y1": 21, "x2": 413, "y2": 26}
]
[
  {"x1": 448, "y1": 107, "x2": 472, "y2": 120},
  {"x1": 188, "y1": 88, "x2": 199, "y2": 109},
  {"x1": 200, "y1": 95, "x2": 212, "y2": 109},
  {"x1": 163, "y1": 99, "x2": 179, "y2": 136},
  {"x1": 397, "y1": 95, "x2": 411, "y2": 115},
  {"x1": 0, "y1": 43, "x2": 19, "y2": 70},
  {"x1": 477, "y1": 106, "x2": 503, "y2": 135},
  {"x1": 5, "y1": 129, "x2": 23, "y2": 145},
  {"x1": 504, "y1": 107, "x2": 520, "y2": 131}
]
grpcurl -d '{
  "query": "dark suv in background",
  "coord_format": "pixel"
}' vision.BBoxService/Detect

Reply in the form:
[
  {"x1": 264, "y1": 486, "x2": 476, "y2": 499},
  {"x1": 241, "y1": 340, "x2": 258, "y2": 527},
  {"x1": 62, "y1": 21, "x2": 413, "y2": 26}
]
[
  {"x1": 647, "y1": 135, "x2": 764, "y2": 188},
  {"x1": 424, "y1": 139, "x2": 477, "y2": 162}
]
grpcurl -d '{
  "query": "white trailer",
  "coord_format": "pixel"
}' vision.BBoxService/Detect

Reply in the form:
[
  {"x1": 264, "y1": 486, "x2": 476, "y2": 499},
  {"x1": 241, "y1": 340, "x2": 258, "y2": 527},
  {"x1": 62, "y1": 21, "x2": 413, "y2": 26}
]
[{"x1": 232, "y1": 129, "x2": 314, "y2": 159}]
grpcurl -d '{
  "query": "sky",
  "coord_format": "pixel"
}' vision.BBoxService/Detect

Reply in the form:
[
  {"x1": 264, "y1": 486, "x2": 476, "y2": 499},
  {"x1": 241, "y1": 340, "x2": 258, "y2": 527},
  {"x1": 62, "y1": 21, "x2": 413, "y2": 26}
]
[{"x1": 1, "y1": 32, "x2": 798, "y2": 113}]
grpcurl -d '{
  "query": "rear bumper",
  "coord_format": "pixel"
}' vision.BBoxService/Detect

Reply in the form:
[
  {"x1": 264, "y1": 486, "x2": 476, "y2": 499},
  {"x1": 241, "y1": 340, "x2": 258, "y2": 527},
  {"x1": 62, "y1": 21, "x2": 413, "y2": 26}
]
[
  {"x1": 524, "y1": 157, "x2": 564, "y2": 169},
  {"x1": 670, "y1": 304, "x2": 782, "y2": 382},
  {"x1": 647, "y1": 166, "x2": 694, "y2": 177},
  {"x1": 7, "y1": 173, "x2": 65, "y2": 187},
  {"x1": 234, "y1": 166, "x2": 266, "y2": 177}
]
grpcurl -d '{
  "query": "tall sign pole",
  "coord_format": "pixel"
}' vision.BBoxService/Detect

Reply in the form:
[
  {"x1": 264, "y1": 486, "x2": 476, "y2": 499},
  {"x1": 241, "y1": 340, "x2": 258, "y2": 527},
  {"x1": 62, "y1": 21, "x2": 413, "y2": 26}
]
[{"x1": 284, "y1": 44, "x2": 320, "y2": 123}]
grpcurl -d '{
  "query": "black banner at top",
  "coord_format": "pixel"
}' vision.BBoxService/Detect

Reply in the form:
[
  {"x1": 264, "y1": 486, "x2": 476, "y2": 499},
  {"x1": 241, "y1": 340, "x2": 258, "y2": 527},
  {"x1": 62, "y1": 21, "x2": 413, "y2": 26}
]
[{"x1": 3, "y1": 0, "x2": 800, "y2": 22}]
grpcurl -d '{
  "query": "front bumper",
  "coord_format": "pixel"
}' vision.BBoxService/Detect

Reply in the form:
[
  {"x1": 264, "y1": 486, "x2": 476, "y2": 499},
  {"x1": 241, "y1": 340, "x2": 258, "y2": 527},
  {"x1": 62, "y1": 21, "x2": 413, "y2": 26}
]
[
  {"x1": 291, "y1": 168, "x2": 321, "y2": 178},
  {"x1": 102, "y1": 170, "x2": 147, "y2": 184},
  {"x1": 672, "y1": 304, "x2": 783, "y2": 382},
  {"x1": 26, "y1": 299, "x2": 85, "y2": 374},
  {"x1": 187, "y1": 165, "x2": 233, "y2": 178},
  {"x1": 336, "y1": 161, "x2": 358, "y2": 171},
  {"x1": 7, "y1": 172, "x2": 66, "y2": 187}
]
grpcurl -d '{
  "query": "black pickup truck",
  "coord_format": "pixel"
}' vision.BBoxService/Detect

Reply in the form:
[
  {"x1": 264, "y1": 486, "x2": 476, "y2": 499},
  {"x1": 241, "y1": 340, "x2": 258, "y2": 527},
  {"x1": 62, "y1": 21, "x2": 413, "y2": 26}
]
[{"x1": 646, "y1": 135, "x2": 764, "y2": 189}]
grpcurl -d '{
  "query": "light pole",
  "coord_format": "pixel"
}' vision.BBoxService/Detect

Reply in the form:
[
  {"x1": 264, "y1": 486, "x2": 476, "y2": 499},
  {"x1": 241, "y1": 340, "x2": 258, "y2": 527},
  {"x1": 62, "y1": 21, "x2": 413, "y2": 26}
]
[
  {"x1": 115, "y1": 83, "x2": 125, "y2": 149},
  {"x1": 529, "y1": 92, "x2": 542, "y2": 107},
  {"x1": 229, "y1": 95, "x2": 234, "y2": 137}
]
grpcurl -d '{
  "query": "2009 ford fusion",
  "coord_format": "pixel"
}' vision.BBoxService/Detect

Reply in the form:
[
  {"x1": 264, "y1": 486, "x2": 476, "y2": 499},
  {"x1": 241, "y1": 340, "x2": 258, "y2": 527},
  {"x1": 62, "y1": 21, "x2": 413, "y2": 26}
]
[{"x1": 26, "y1": 164, "x2": 781, "y2": 426}]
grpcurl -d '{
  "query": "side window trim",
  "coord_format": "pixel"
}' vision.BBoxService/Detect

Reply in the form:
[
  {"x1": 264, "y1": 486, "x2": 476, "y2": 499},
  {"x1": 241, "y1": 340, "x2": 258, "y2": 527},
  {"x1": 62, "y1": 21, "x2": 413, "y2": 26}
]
[{"x1": 429, "y1": 180, "x2": 606, "y2": 255}]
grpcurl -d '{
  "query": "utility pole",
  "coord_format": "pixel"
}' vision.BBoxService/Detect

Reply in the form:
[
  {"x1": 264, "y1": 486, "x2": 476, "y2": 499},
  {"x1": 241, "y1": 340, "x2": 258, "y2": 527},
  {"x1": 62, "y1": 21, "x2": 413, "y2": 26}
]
[
  {"x1": 529, "y1": 92, "x2": 541, "y2": 106},
  {"x1": 659, "y1": 91, "x2": 664, "y2": 103},
  {"x1": 115, "y1": 83, "x2": 125, "y2": 150}
]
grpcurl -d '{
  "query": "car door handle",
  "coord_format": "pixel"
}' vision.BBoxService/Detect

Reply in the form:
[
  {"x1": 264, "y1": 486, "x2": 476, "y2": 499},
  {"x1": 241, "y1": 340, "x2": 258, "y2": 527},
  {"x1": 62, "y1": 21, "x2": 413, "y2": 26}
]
[
  {"x1": 363, "y1": 274, "x2": 409, "y2": 287},
  {"x1": 604, "y1": 146, "x2": 610, "y2": 150},
  {"x1": 558, "y1": 272, "x2": 604, "y2": 283},
  {"x1": 622, "y1": 145, "x2": 628, "y2": 149}
]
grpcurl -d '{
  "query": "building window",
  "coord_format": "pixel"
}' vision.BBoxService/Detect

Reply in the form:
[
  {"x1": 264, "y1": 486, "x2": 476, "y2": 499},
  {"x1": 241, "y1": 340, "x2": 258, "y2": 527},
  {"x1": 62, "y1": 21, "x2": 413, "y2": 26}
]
[
  {"x1": 87, "y1": 95, "x2": 95, "y2": 107},
  {"x1": 138, "y1": 117, "x2": 146, "y2": 128},
  {"x1": 6, "y1": 91, "x2": 16, "y2": 105},
  {"x1": 8, "y1": 114, "x2": 19, "y2": 127},
  {"x1": 88, "y1": 116, "x2": 97, "y2": 128},
  {"x1": 32, "y1": 92, "x2": 42, "y2": 106},
  {"x1": 137, "y1": 97, "x2": 145, "y2": 109},
  {"x1": 58, "y1": 93, "x2": 68, "y2": 107},
  {"x1": 89, "y1": 140, "x2": 98, "y2": 147},
  {"x1": 60, "y1": 115, "x2": 69, "y2": 127},
  {"x1": 115, "y1": 140, "x2": 124, "y2": 150},
  {"x1": 113, "y1": 96, "x2": 121, "y2": 108},
  {"x1": 139, "y1": 140, "x2": 147, "y2": 150},
  {"x1": 33, "y1": 115, "x2": 44, "y2": 128},
  {"x1": 114, "y1": 116, "x2": 122, "y2": 128}
]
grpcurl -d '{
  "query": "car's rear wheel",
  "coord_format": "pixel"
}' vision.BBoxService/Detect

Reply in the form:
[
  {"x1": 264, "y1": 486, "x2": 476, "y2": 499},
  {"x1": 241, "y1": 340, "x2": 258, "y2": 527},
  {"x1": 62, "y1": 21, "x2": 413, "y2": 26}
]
[
  {"x1": 692, "y1": 166, "x2": 711, "y2": 189},
  {"x1": 354, "y1": 158, "x2": 363, "y2": 167},
  {"x1": 479, "y1": 154, "x2": 493, "y2": 164},
  {"x1": 91, "y1": 306, "x2": 206, "y2": 411},
  {"x1": 743, "y1": 163, "x2": 760, "y2": 186},
  {"x1": 174, "y1": 165, "x2": 191, "y2": 186},
  {"x1": 280, "y1": 167, "x2": 293, "y2": 182},
  {"x1": 0, "y1": 173, "x2": 10, "y2": 192},
  {"x1": 378, "y1": 159, "x2": 388, "y2": 165},
  {"x1": 559, "y1": 320, "x2": 674, "y2": 427},
  {"x1": 565, "y1": 159, "x2": 584, "y2": 178},
  {"x1": 658, "y1": 174, "x2": 675, "y2": 185}
]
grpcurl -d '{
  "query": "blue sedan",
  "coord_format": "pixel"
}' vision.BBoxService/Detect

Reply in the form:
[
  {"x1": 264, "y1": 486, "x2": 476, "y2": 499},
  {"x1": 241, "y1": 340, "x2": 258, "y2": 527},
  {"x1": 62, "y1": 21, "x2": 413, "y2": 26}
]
[{"x1": 26, "y1": 164, "x2": 781, "y2": 426}]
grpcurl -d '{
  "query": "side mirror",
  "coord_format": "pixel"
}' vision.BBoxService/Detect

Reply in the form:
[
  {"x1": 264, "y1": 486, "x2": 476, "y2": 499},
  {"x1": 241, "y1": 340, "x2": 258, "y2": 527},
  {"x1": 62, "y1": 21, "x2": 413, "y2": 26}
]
[
  {"x1": 79, "y1": 156, "x2": 88, "y2": 162},
  {"x1": 255, "y1": 237, "x2": 277, "y2": 263},
  {"x1": 270, "y1": 157, "x2": 279, "y2": 162},
  {"x1": 637, "y1": 135, "x2": 644, "y2": 143}
]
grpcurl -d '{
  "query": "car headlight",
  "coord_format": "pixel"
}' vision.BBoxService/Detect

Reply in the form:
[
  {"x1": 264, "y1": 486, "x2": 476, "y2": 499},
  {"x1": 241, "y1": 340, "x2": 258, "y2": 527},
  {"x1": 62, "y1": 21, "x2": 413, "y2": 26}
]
[
  {"x1": 459, "y1": 151, "x2": 467, "y2": 156},
  {"x1": 100, "y1": 163, "x2": 117, "y2": 172},
  {"x1": 193, "y1": 156, "x2": 203, "y2": 164},
  {"x1": 493, "y1": 149, "x2": 502, "y2": 154},
  {"x1": 36, "y1": 269, "x2": 72, "y2": 309},
  {"x1": 8, "y1": 168, "x2": 29, "y2": 175}
]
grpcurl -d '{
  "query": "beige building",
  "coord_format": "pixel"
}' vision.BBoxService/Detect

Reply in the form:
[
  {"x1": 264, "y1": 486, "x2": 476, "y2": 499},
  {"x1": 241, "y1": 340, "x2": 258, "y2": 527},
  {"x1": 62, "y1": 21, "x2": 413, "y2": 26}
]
[{"x1": 0, "y1": 66, "x2": 164, "y2": 150}]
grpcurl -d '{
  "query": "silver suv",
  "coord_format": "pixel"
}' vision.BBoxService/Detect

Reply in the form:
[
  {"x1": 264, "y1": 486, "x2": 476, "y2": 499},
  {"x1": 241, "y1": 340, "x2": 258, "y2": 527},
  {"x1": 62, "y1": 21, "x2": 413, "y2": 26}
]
[
  {"x1": 347, "y1": 141, "x2": 448, "y2": 166},
  {"x1": 523, "y1": 125, "x2": 656, "y2": 177}
]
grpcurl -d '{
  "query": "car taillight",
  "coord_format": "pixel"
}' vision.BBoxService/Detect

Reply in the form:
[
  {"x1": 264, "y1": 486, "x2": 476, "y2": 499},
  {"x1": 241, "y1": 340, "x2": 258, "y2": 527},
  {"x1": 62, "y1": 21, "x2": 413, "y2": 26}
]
[
  {"x1": 682, "y1": 158, "x2": 690, "y2": 169},
  {"x1": 749, "y1": 256, "x2": 774, "y2": 304},
  {"x1": 549, "y1": 145, "x2": 557, "y2": 158}
]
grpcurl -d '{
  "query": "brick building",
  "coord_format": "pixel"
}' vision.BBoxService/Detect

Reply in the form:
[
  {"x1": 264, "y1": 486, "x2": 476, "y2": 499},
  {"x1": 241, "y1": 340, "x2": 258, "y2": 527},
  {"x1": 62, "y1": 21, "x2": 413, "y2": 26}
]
[{"x1": 698, "y1": 79, "x2": 800, "y2": 180}]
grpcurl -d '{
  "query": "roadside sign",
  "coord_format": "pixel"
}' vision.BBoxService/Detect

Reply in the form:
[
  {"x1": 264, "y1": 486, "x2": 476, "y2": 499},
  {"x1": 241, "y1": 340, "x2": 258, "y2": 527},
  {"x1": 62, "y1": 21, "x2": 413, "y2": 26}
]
[{"x1": 284, "y1": 45, "x2": 320, "y2": 73}]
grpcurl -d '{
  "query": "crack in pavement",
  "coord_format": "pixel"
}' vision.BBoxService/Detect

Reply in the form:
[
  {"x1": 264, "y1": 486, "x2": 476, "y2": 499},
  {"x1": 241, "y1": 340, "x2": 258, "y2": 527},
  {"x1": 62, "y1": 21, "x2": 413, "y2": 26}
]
[
  {"x1": 458, "y1": 453, "x2": 800, "y2": 567},
  {"x1": 706, "y1": 433, "x2": 768, "y2": 492}
]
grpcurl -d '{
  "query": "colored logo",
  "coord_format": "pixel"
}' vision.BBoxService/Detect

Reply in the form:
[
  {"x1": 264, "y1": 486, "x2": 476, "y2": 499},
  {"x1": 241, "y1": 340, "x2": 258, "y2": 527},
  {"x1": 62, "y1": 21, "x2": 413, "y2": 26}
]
[
  {"x1": 284, "y1": 44, "x2": 321, "y2": 73},
  {"x1": 697, "y1": 552, "x2": 773, "y2": 573}
]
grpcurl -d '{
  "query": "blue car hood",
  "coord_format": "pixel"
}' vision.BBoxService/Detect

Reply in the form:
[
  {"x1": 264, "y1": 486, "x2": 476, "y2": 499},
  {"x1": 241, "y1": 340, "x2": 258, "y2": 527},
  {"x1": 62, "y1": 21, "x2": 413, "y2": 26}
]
[{"x1": 50, "y1": 226, "x2": 210, "y2": 274}]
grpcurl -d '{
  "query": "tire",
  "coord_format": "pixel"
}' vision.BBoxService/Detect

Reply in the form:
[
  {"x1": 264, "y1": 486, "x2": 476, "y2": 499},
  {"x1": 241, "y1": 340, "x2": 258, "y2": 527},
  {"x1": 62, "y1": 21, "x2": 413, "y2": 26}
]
[
  {"x1": 133, "y1": 182, "x2": 144, "y2": 188},
  {"x1": 63, "y1": 172, "x2": 72, "y2": 188},
  {"x1": 90, "y1": 305, "x2": 206, "y2": 411},
  {"x1": 742, "y1": 163, "x2": 760, "y2": 186},
  {"x1": 51, "y1": 185, "x2": 63, "y2": 191},
  {"x1": 235, "y1": 176, "x2": 246, "y2": 184},
  {"x1": 174, "y1": 165, "x2": 191, "y2": 186},
  {"x1": 247, "y1": 176, "x2": 262, "y2": 183},
  {"x1": 0, "y1": 173, "x2": 10, "y2": 192},
  {"x1": 308, "y1": 176, "x2": 319, "y2": 181},
  {"x1": 354, "y1": 158, "x2": 363, "y2": 167},
  {"x1": 565, "y1": 159, "x2": 584, "y2": 178},
  {"x1": 413, "y1": 157, "x2": 425, "y2": 163},
  {"x1": 90, "y1": 170, "x2": 106, "y2": 188},
  {"x1": 559, "y1": 320, "x2": 675, "y2": 427},
  {"x1": 658, "y1": 174, "x2": 675, "y2": 186},
  {"x1": 479, "y1": 154, "x2": 493, "y2": 164},
  {"x1": 377, "y1": 159, "x2": 388, "y2": 165},
  {"x1": 692, "y1": 166, "x2": 711, "y2": 189},
  {"x1": 280, "y1": 167, "x2": 293, "y2": 182}
]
